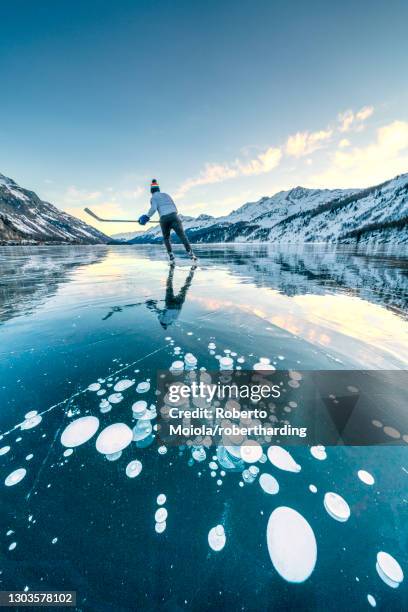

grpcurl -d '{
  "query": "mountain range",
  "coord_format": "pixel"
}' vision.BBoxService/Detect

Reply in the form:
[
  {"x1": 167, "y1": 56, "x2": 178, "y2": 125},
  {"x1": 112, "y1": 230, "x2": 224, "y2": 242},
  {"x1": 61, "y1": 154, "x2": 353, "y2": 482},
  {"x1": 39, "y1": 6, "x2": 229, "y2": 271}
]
[
  {"x1": 127, "y1": 173, "x2": 408, "y2": 246},
  {"x1": 1, "y1": 171, "x2": 407, "y2": 245},
  {"x1": 0, "y1": 174, "x2": 109, "y2": 244}
]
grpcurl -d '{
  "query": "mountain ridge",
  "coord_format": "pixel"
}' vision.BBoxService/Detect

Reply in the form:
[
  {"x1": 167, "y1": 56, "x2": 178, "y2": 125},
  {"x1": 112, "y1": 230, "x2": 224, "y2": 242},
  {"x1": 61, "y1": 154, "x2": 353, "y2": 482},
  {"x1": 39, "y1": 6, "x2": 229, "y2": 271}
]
[
  {"x1": 128, "y1": 173, "x2": 408, "y2": 245},
  {"x1": 0, "y1": 173, "x2": 110, "y2": 244}
]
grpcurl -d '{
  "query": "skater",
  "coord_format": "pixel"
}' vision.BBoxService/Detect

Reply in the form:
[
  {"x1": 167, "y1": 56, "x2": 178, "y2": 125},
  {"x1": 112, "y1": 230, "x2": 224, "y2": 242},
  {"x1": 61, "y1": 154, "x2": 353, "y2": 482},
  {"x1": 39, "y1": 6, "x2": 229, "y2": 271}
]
[{"x1": 138, "y1": 179, "x2": 196, "y2": 264}]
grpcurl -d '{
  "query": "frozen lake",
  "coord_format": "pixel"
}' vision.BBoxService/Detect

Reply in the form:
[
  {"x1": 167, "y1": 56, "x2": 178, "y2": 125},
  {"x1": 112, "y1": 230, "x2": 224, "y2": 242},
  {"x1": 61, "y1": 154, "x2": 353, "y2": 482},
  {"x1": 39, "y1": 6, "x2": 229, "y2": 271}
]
[{"x1": 0, "y1": 244, "x2": 407, "y2": 610}]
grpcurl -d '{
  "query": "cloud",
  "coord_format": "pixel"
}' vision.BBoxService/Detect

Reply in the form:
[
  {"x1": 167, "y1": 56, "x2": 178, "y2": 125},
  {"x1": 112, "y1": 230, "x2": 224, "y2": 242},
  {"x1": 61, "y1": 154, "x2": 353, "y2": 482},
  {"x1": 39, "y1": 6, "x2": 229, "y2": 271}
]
[
  {"x1": 175, "y1": 147, "x2": 281, "y2": 198},
  {"x1": 338, "y1": 105, "x2": 374, "y2": 132},
  {"x1": 237, "y1": 147, "x2": 282, "y2": 175},
  {"x1": 356, "y1": 106, "x2": 374, "y2": 122},
  {"x1": 286, "y1": 129, "x2": 332, "y2": 158},
  {"x1": 176, "y1": 162, "x2": 238, "y2": 198},
  {"x1": 338, "y1": 110, "x2": 354, "y2": 133},
  {"x1": 309, "y1": 120, "x2": 408, "y2": 188},
  {"x1": 172, "y1": 103, "x2": 376, "y2": 199}
]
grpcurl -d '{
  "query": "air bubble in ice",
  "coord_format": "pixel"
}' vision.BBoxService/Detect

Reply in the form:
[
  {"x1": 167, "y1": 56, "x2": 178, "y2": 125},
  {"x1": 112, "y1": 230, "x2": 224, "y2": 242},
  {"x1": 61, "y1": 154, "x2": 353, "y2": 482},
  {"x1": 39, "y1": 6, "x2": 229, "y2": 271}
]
[
  {"x1": 5, "y1": 468, "x2": 27, "y2": 487},
  {"x1": 132, "y1": 420, "x2": 152, "y2": 442},
  {"x1": 0, "y1": 446, "x2": 10, "y2": 456},
  {"x1": 376, "y1": 551, "x2": 404, "y2": 587},
  {"x1": 157, "y1": 494, "x2": 166, "y2": 505},
  {"x1": 185, "y1": 353, "x2": 197, "y2": 367},
  {"x1": 96, "y1": 423, "x2": 133, "y2": 455},
  {"x1": 192, "y1": 447, "x2": 206, "y2": 462},
  {"x1": 242, "y1": 469, "x2": 255, "y2": 484},
  {"x1": 357, "y1": 470, "x2": 375, "y2": 485},
  {"x1": 240, "y1": 441, "x2": 262, "y2": 463},
  {"x1": 132, "y1": 401, "x2": 148, "y2": 417},
  {"x1": 126, "y1": 460, "x2": 143, "y2": 478},
  {"x1": 136, "y1": 381, "x2": 150, "y2": 393},
  {"x1": 259, "y1": 473, "x2": 279, "y2": 494},
  {"x1": 88, "y1": 383, "x2": 101, "y2": 392},
  {"x1": 170, "y1": 360, "x2": 184, "y2": 372},
  {"x1": 208, "y1": 525, "x2": 226, "y2": 551},
  {"x1": 155, "y1": 507, "x2": 168, "y2": 523},
  {"x1": 21, "y1": 415, "x2": 42, "y2": 430},
  {"x1": 61, "y1": 416, "x2": 100, "y2": 448},
  {"x1": 219, "y1": 356, "x2": 233, "y2": 370},
  {"x1": 108, "y1": 393, "x2": 123, "y2": 404},
  {"x1": 155, "y1": 521, "x2": 167, "y2": 533},
  {"x1": 367, "y1": 594, "x2": 376, "y2": 607},
  {"x1": 323, "y1": 492, "x2": 350, "y2": 522},
  {"x1": 267, "y1": 447, "x2": 301, "y2": 473},
  {"x1": 383, "y1": 426, "x2": 400, "y2": 439},
  {"x1": 310, "y1": 446, "x2": 327, "y2": 461},
  {"x1": 254, "y1": 362, "x2": 275, "y2": 371},
  {"x1": 114, "y1": 379, "x2": 134, "y2": 392},
  {"x1": 266, "y1": 507, "x2": 317, "y2": 583}
]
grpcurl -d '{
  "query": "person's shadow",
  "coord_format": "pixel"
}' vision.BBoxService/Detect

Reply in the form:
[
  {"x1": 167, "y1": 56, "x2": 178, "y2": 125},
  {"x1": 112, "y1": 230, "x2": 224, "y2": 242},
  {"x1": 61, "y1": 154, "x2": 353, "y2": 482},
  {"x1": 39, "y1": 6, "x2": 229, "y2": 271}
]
[{"x1": 146, "y1": 265, "x2": 196, "y2": 329}]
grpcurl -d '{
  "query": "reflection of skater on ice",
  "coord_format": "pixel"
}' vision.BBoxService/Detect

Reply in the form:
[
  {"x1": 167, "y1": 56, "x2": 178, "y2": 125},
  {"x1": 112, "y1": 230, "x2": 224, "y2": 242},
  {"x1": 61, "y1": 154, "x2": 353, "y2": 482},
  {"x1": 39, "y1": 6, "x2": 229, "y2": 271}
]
[{"x1": 146, "y1": 265, "x2": 196, "y2": 329}]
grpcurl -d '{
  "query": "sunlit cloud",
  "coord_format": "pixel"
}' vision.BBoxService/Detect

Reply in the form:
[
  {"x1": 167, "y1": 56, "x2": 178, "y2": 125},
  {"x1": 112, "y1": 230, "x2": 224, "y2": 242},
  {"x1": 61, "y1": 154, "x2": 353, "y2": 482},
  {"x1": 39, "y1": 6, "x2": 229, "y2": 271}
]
[
  {"x1": 286, "y1": 129, "x2": 332, "y2": 158},
  {"x1": 356, "y1": 106, "x2": 374, "y2": 121},
  {"x1": 237, "y1": 147, "x2": 282, "y2": 175},
  {"x1": 309, "y1": 120, "x2": 408, "y2": 188},
  {"x1": 173, "y1": 105, "x2": 377, "y2": 200},
  {"x1": 338, "y1": 105, "x2": 374, "y2": 132},
  {"x1": 175, "y1": 163, "x2": 238, "y2": 198},
  {"x1": 175, "y1": 147, "x2": 282, "y2": 198}
]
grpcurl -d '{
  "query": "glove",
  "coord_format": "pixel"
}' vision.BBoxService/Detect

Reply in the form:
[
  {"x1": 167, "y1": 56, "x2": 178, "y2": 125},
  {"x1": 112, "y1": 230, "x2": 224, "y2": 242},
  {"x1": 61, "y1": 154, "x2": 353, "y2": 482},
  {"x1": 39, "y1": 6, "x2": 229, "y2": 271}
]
[{"x1": 138, "y1": 214, "x2": 150, "y2": 226}]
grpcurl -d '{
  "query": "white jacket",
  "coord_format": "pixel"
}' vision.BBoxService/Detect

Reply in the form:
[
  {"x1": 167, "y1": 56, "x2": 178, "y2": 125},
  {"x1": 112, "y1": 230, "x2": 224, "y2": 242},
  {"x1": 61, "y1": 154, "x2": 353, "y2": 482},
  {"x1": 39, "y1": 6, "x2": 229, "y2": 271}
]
[{"x1": 146, "y1": 192, "x2": 178, "y2": 218}]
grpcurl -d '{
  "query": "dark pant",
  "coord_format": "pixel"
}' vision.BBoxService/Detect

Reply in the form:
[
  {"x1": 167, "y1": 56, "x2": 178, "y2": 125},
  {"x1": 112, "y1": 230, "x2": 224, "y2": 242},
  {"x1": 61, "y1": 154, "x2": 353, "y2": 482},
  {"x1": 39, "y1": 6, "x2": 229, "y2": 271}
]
[{"x1": 159, "y1": 212, "x2": 192, "y2": 254}]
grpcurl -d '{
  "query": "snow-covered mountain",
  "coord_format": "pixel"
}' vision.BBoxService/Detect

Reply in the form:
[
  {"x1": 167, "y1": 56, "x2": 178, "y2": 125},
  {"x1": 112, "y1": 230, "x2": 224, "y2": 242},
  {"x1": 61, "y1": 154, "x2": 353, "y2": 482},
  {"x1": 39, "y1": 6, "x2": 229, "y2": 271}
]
[
  {"x1": 0, "y1": 174, "x2": 110, "y2": 244},
  {"x1": 129, "y1": 173, "x2": 408, "y2": 246}
]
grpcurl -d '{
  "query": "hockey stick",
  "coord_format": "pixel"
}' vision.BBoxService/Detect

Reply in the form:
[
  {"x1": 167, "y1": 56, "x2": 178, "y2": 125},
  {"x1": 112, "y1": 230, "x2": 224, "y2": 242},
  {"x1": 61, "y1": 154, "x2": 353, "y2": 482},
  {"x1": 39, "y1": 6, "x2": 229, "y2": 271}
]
[{"x1": 84, "y1": 207, "x2": 159, "y2": 223}]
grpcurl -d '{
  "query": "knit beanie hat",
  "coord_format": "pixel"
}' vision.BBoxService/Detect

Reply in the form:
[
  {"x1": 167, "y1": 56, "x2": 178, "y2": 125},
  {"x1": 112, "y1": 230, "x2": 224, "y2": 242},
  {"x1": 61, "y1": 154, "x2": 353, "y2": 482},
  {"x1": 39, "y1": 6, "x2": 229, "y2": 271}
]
[{"x1": 150, "y1": 179, "x2": 160, "y2": 194}]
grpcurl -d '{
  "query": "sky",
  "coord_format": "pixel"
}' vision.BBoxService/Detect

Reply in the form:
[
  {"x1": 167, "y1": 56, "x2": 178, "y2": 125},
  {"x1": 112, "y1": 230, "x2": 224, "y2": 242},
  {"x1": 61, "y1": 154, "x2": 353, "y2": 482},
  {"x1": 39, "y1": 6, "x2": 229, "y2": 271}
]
[{"x1": 1, "y1": 0, "x2": 408, "y2": 235}]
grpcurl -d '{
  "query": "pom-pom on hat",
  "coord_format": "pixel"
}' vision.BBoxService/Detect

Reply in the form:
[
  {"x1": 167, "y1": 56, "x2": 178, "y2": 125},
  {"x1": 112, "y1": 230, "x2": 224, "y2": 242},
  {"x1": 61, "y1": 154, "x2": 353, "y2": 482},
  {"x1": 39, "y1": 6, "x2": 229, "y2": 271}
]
[{"x1": 150, "y1": 178, "x2": 160, "y2": 194}]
